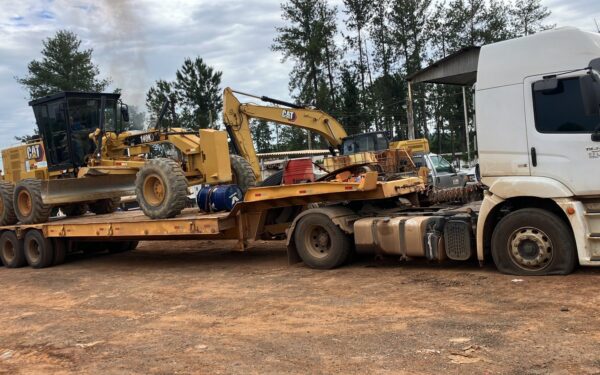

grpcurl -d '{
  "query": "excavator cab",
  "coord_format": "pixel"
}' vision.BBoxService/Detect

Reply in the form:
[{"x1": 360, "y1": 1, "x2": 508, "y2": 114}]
[
  {"x1": 340, "y1": 131, "x2": 390, "y2": 156},
  {"x1": 29, "y1": 92, "x2": 123, "y2": 171}
]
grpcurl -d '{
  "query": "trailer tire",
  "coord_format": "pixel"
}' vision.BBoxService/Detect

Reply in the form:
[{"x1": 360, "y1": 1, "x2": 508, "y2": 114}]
[
  {"x1": 24, "y1": 230, "x2": 54, "y2": 268},
  {"x1": 0, "y1": 182, "x2": 18, "y2": 226},
  {"x1": 61, "y1": 203, "x2": 88, "y2": 217},
  {"x1": 13, "y1": 179, "x2": 52, "y2": 224},
  {"x1": 89, "y1": 198, "x2": 119, "y2": 215},
  {"x1": 52, "y1": 238, "x2": 67, "y2": 265},
  {"x1": 491, "y1": 208, "x2": 576, "y2": 276},
  {"x1": 0, "y1": 231, "x2": 26, "y2": 268},
  {"x1": 294, "y1": 213, "x2": 352, "y2": 269},
  {"x1": 109, "y1": 241, "x2": 139, "y2": 253},
  {"x1": 136, "y1": 158, "x2": 187, "y2": 219},
  {"x1": 230, "y1": 154, "x2": 256, "y2": 193}
]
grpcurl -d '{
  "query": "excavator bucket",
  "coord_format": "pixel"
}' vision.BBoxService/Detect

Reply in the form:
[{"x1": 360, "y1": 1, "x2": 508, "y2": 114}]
[{"x1": 40, "y1": 174, "x2": 136, "y2": 206}]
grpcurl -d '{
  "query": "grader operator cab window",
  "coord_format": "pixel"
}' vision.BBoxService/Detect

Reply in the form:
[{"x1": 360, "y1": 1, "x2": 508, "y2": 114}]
[
  {"x1": 29, "y1": 92, "x2": 121, "y2": 171},
  {"x1": 341, "y1": 132, "x2": 389, "y2": 155}
]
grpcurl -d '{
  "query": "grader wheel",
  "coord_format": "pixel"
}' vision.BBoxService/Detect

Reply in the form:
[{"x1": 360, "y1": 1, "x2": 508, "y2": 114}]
[
  {"x1": 61, "y1": 203, "x2": 88, "y2": 217},
  {"x1": 135, "y1": 158, "x2": 187, "y2": 219},
  {"x1": 13, "y1": 179, "x2": 52, "y2": 224},
  {"x1": 89, "y1": 198, "x2": 120, "y2": 215},
  {"x1": 0, "y1": 182, "x2": 17, "y2": 226}
]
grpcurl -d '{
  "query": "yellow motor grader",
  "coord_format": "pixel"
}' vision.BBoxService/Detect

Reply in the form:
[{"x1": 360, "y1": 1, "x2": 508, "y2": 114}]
[{"x1": 0, "y1": 91, "x2": 255, "y2": 225}]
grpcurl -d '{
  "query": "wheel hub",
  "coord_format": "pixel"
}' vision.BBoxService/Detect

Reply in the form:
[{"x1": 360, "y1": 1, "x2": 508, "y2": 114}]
[
  {"x1": 509, "y1": 227, "x2": 553, "y2": 270},
  {"x1": 304, "y1": 225, "x2": 331, "y2": 258},
  {"x1": 3, "y1": 241, "x2": 14, "y2": 262},
  {"x1": 17, "y1": 190, "x2": 32, "y2": 216},
  {"x1": 143, "y1": 175, "x2": 166, "y2": 207}
]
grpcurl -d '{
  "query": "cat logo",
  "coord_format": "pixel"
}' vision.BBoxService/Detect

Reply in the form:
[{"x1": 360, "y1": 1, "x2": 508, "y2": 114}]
[
  {"x1": 26, "y1": 144, "x2": 43, "y2": 161},
  {"x1": 281, "y1": 109, "x2": 296, "y2": 122}
]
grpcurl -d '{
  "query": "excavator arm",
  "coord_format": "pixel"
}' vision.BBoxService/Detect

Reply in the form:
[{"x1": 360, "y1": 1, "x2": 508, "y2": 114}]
[{"x1": 223, "y1": 87, "x2": 348, "y2": 180}]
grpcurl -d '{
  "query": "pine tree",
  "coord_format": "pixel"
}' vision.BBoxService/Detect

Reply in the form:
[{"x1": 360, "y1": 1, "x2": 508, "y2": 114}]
[
  {"x1": 510, "y1": 0, "x2": 553, "y2": 36},
  {"x1": 16, "y1": 30, "x2": 110, "y2": 99},
  {"x1": 251, "y1": 120, "x2": 273, "y2": 153}
]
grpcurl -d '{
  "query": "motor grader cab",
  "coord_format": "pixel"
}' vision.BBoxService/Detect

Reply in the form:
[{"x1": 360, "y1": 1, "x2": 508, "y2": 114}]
[{"x1": 0, "y1": 92, "x2": 135, "y2": 226}]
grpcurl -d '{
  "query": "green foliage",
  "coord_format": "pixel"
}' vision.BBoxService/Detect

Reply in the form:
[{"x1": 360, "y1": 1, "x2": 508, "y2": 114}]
[
  {"x1": 16, "y1": 30, "x2": 110, "y2": 99},
  {"x1": 251, "y1": 120, "x2": 273, "y2": 153},
  {"x1": 510, "y1": 0, "x2": 553, "y2": 36},
  {"x1": 146, "y1": 57, "x2": 222, "y2": 130}
]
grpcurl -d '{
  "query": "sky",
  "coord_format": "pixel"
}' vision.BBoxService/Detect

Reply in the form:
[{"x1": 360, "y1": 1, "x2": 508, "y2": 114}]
[{"x1": 0, "y1": 0, "x2": 598, "y2": 152}]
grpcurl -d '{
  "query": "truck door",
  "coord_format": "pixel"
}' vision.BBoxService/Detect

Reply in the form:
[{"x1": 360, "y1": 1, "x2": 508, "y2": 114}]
[
  {"x1": 429, "y1": 154, "x2": 462, "y2": 188},
  {"x1": 524, "y1": 74, "x2": 600, "y2": 196}
]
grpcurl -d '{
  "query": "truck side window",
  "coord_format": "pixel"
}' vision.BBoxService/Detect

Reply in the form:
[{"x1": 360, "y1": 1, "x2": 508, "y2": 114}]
[{"x1": 533, "y1": 77, "x2": 600, "y2": 133}]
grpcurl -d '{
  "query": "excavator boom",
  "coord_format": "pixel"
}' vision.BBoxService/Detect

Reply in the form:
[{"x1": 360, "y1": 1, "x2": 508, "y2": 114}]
[{"x1": 223, "y1": 87, "x2": 348, "y2": 179}]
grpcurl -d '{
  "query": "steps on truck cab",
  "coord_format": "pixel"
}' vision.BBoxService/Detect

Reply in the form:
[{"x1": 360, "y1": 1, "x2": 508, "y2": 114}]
[{"x1": 584, "y1": 204, "x2": 600, "y2": 259}]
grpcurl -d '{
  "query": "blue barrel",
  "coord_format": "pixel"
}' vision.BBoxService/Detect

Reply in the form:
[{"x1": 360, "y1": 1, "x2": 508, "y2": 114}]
[{"x1": 196, "y1": 185, "x2": 243, "y2": 212}]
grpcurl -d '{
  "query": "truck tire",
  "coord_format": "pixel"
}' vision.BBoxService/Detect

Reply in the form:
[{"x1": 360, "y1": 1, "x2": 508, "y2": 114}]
[
  {"x1": 52, "y1": 238, "x2": 67, "y2": 266},
  {"x1": 230, "y1": 154, "x2": 256, "y2": 193},
  {"x1": 260, "y1": 170, "x2": 283, "y2": 187},
  {"x1": 0, "y1": 231, "x2": 26, "y2": 268},
  {"x1": 24, "y1": 230, "x2": 54, "y2": 268},
  {"x1": 109, "y1": 240, "x2": 139, "y2": 253},
  {"x1": 61, "y1": 203, "x2": 88, "y2": 217},
  {"x1": 89, "y1": 198, "x2": 119, "y2": 215},
  {"x1": 0, "y1": 182, "x2": 17, "y2": 226},
  {"x1": 136, "y1": 158, "x2": 187, "y2": 219},
  {"x1": 491, "y1": 208, "x2": 576, "y2": 276},
  {"x1": 13, "y1": 179, "x2": 52, "y2": 224},
  {"x1": 294, "y1": 213, "x2": 352, "y2": 269}
]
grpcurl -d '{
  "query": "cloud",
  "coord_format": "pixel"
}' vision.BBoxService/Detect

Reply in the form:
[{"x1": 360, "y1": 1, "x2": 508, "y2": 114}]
[{"x1": 0, "y1": 0, "x2": 597, "y2": 154}]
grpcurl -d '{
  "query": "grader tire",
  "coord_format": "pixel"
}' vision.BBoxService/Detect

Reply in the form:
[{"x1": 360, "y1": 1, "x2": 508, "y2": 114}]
[
  {"x1": 136, "y1": 158, "x2": 187, "y2": 219},
  {"x1": 89, "y1": 198, "x2": 120, "y2": 215},
  {"x1": 61, "y1": 203, "x2": 88, "y2": 217},
  {"x1": 13, "y1": 179, "x2": 52, "y2": 224},
  {"x1": 0, "y1": 182, "x2": 17, "y2": 226},
  {"x1": 230, "y1": 154, "x2": 256, "y2": 193}
]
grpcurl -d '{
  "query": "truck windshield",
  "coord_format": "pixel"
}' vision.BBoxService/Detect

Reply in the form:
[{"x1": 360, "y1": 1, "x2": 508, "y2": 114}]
[{"x1": 430, "y1": 155, "x2": 454, "y2": 173}]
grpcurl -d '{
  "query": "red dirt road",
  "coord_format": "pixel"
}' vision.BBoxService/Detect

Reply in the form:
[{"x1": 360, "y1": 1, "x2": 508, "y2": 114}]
[{"x1": 2, "y1": 240, "x2": 600, "y2": 374}]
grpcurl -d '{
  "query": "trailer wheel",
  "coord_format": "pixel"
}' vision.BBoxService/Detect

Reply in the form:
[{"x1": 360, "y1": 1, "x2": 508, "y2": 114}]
[
  {"x1": 136, "y1": 158, "x2": 187, "y2": 219},
  {"x1": 0, "y1": 182, "x2": 18, "y2": 226},
  {"x1": 0, "y1": 231, "x2": 26, "y2": 268},
  {"x1": 491, "y1": 208, "x2": 576, "y2": 276},
  {"x1": 294, "y1": 213, "x2": 352, "y2": 269},
  {"x1": 89, "y1": 198, "x2": 119, "y2": 215},
  {"x1": 24, "y1": 230, "x2": 54, "y2": 268},
  {"x1": 260, "y1": 170, "x2": 283, "y2": 187},
  {"x1": 61, "y1": 203, "x2": 88, "y2": 217},
  {"x1": 109, "y1": 240, "x2": 139, "y2": 253},
  {"x1": 52, "y1": 238, "x2": 67, "y2": 266},
  {"x1": 230, "y1": 154, "x2": 256, "y2": 193},
  {"x1": 13, "y1": 179, "x2": 52, "y2": 224}
]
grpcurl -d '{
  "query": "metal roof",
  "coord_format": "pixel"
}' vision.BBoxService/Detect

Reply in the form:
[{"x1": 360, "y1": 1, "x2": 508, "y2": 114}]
[
  {"x1": 29, "y1": 91, "x2": 121, "y2": 106},
  {"x1": 406, "y1": 46, "x2": 481, "y2": 86},
  {"x1": 257, "y1": 149, "x2": 330, "y2": 159}
]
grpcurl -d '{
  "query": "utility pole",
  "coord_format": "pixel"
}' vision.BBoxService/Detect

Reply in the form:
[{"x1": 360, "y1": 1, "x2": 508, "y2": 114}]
[{"x1": 407, "y1": 81, "x2": 415, "y2": 140}]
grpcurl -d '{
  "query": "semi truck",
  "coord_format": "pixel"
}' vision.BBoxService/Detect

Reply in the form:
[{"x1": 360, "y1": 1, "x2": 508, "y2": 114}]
[{"x1": 0, "y1": 27, "x2": 599, "y2": 276}]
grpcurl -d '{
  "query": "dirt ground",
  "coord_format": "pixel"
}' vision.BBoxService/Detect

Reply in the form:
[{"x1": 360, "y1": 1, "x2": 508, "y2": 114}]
[{"x1": 2, "y1": 240, "x2": 600, "y2": 374}]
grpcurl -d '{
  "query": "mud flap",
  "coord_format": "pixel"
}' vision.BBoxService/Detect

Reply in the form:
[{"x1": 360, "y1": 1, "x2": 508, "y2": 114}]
[{"x1": 40, "y1": 174, "x2": 136, "y2": 205}]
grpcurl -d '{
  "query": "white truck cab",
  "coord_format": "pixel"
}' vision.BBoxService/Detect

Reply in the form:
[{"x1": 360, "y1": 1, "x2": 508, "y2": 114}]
[{"x1": 474, "y1": 27, "x2": 600, "y2": 274}]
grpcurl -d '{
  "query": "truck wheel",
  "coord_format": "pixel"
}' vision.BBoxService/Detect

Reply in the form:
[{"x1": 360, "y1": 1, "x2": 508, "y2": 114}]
[
  {"x1": 13, "y1": 179, "x2": 52, "y2": 224},
  {"x1": 294, "y1": 213, "x2": 352, "y2": 269},
  {"x1": 0, "y1": 182, "x2": 17, "y2": 226},
  {"x1": 24, "y1": 230, "x2": 54, "y2": 268},
  {"x1": 230, "y1": 155, "x2": 256, "y2": 193},
  {"x1": 0, "y1": 231, "x2": 26, "y2": 268},
  {"x1": 61, "y1": 203, "x2": 88, "y2": 217},
  {"x1": 491, "y1": 208, "x2": 576, "y2": 276},
  {"x1": 89, "y1": 198, "x2": 119, "y2": 215},
  {"x1": 136, "y1": 158, "x2": 187, "y2": 219}
]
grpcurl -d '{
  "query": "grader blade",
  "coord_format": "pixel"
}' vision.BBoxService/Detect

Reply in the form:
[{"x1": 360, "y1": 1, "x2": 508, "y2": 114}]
[{"x1": 40, "y1": 174, "x2": 136, "y2": 205}]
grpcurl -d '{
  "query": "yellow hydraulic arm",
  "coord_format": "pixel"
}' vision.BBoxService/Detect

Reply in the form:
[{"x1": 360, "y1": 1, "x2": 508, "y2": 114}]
[{"x1": 223, "y1": 87, "x2": 348, "y2": 180}]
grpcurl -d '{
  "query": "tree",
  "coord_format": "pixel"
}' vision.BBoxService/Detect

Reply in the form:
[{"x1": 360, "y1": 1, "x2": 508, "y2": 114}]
[
  {"x1": 272, "y1": 0, "x2": 340, "y2": 112},
  {"x1": 344, "y1": 0, "x2": 374, "y2": 93},
  {"x1": 146, "y1": 57, "x2": 222, "y2": 130},
  {"x1": 251, "y1": 120, "x2": 273, "y2": 153},
  {"x1": 510, "y1": 0, "x2": 553, "y2": 36},
  {"x1": 16, "y1": 30, "x2": 110, "y2": 99}
]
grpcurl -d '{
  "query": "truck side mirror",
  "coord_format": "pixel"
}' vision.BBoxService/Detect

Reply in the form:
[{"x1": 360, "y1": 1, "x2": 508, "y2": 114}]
[
  {"x1": 579, "y1": 74, "x2": 600, "y2": 116},
  {"x1": 533, "y1": 77, "x2": 558, "y2": 92},
  {"x1": 121, "y1": 105, "x2": 130, "y2": 122}
]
